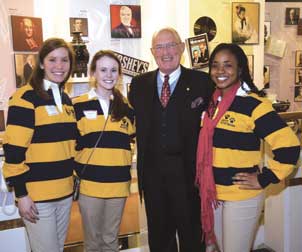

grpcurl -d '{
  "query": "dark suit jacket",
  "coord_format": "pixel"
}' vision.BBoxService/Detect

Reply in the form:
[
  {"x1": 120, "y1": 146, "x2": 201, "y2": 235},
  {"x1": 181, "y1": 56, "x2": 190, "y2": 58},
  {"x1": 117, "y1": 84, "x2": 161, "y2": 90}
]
[
  {"x1": 111, "y1": 23, "x2": 141, "y2": 38},
  {"x1": 129, "y1": 66, "x2": 214, "y2": 198}
]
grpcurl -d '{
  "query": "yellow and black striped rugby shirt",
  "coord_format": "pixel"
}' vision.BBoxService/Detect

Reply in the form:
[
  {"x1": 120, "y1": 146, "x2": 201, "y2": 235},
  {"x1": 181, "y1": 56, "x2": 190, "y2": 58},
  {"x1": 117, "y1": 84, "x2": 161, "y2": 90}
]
[
  {"x1": 3, "y1": 84, "x2": 77, "y2": 202},
  {"x1": 73, "y1": 90, "x2": 135, "y2": 198},
  {"x1": 207, "y1": 87, "x2": 300, "y2": 201}
]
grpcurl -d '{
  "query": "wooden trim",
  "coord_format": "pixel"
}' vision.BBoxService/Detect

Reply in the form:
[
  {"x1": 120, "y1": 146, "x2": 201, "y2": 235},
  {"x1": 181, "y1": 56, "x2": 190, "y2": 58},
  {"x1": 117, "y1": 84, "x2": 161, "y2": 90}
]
[
  {"x1": 0, "y1": 218, "x2": 24, "y2": 231},
  {"x1": 285, "y1": 177, "x2": 302, "y2": 187}
]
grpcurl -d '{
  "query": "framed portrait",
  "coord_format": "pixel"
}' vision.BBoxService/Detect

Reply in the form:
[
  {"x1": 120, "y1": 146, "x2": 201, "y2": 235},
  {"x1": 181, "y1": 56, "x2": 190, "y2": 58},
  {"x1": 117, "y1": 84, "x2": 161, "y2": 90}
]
[
  {"x1": 264, "y1": 21, "x2": 271, "y2": 45},
  {"x1": 246, "y1": 55, "x2": 254, "y2": 79},
  {"x1": 263, "y1": 65, "x2": 270, "y2": 89},
  {"x1": 232, "y1": 2, "x2": 260, "y2": 45},
  {"x1": 294, "y1": 85, "x2": 302, "y2": 102},
  {"x1": 295, "y1": 50, "x2": 302, "y2": 67},
  {"x1": 14, "y1": 53, "x2": 38, "y2": 88},
  {"x1": 110, "y1": 5, "x2": 141, "y2": 39},
  {"x1": 69, "y1": 17, "x2": 88, "y2": 37},
  {"x1": 11, "y1": 15, "x2": 43, "y2": 52},
  {"x1": 285, "y1": 8, "x2": 300, "y2": 25},
  {"x1": 295, "y1": 68, "x2": 302, "y2": 85},
  {"x1": 185, "y1": 33, "x2": 210, "y2": 70}
]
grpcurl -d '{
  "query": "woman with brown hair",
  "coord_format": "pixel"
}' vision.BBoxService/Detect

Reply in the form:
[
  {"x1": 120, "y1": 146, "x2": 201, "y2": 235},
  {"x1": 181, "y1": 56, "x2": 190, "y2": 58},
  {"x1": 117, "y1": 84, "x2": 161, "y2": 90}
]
[
  {"x1": 3, "y1": 38, "x2": 77, "y2": 252},
  {"x1": 73, "y1": 50, "x2": 135, "y2": 252}
]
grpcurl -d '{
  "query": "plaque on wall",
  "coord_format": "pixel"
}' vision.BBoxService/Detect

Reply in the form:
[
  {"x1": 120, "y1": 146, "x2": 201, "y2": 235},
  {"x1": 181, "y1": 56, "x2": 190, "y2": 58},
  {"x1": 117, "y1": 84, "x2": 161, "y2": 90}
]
[{"x1": 193, "y1": 16, "x2": 217, "y2": 42}]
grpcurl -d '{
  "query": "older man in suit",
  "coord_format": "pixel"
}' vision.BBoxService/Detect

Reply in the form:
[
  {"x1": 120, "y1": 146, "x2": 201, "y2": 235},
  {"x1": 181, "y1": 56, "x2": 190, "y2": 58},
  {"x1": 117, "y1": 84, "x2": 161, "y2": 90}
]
[{"x1": 129, "y1": 27, "x2": 214, "y2": 252}]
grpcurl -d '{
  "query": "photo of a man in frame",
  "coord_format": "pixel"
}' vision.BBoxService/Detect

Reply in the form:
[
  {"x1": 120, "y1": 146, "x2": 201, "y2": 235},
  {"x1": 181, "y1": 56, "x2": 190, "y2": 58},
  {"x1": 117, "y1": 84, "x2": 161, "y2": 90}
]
[
  {"x1": 11, "y1": 15, "x2": 43, "y2": 52},
  {"x1": 110, "y1": 5, "x2": 141, "y2": 38},
  {"x1": 69, "y1": 17, "x2": 89, "y2": 37}
]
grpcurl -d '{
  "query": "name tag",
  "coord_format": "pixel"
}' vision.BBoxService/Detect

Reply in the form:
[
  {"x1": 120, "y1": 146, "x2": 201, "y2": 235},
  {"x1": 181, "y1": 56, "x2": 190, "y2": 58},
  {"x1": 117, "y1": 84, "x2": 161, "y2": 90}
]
[
  {"x1": 45, "y1": 105, "x2": 59, "y2": 116},
  {"x1": 83, "y1": 110, "x2": 97, "y2": 119}
]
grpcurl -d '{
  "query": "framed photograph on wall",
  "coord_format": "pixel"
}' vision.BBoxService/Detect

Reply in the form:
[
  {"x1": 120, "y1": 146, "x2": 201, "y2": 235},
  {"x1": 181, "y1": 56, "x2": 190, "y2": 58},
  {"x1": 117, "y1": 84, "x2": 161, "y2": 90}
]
[
  {"x1": 185, "y1": 33, "x2": 209, "y2": 70},
  {"x1": 295, "y1": 68, "x2": 302, "y2": 85},
  {"x1": 110, "y1": 5, "x2": 141, "y2": 38},
  {"x1": 69, "y1": 17, "x2": 89, "y2": 37},
  {"x1": 264, "y1": 21, "x2": 271, "y2": 45},
  {"x1": 11, "y1": 15, "x2": 43, "y2": 52},
  {"x1": 14, "y1": 53, "x2": 38, "y2": 88},
  {"x1": 294, "y1": 85, "x2": 302, "y2": 102},
  {"x1": 295, "y1": 50, "x2": 302, "y2": 67},
  {"x1": 263, "y1": 65, "x2": 270, "y2": 89},
  {"x1": 232, "y1": 2, "x2": 259, "y2": 45},
  {"x1": 285, "y1": 8, "x2": 300, "y2": 25},
  {"x1": 247, "y1": 54, "x2": 254, "y2": 79}
]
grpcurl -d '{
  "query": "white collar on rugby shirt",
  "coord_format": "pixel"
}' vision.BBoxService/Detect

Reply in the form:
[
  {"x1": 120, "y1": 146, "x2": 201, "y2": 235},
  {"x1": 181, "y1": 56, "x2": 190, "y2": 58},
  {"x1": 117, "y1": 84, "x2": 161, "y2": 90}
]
[
  {"x1": 87, "y1": 88, "x2": 110, "y2": 119},
  {"x1": 43, "y1": 79, "x2": 63, "y2": 113},
  {"x1": 236, "y1": 81, "x2": 251, "y2": 97}
]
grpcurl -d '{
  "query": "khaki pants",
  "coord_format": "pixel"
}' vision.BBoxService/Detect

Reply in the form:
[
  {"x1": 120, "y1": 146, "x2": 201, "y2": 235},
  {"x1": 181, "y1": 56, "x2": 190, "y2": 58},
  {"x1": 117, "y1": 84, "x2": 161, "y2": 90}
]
[
  {"x1": 23, "y1": 196, "x2": 72, "y2": 252},
  {"x1": 78, "y1": 194, "x2": 126, "y2": 252},
  {"x1": 214, "y1": 192, "x2": 264, "y2": 252}
]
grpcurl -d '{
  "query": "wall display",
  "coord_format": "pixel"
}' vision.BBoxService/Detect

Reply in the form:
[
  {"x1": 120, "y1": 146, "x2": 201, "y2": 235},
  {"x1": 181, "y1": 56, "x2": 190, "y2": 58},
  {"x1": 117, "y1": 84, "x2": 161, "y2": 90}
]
[
  {"x1": 247, "y1": 54, "x2": 254, "y2": 79},
  {"x1": 14, "y1": 53, "x2": 38, "y2": 88},
  {"x1": 294, "y1": 85, "x2": 302, "y2": 102},
  {"x1": 193, "y1": 16, "x2": 217, "y2": 42},
  {"x1": 295, "y1": 68, "x2": 302, "y2": 85},
  {"x1": 11, "y1": 15, "x2": 43, "y2": 52},
  {"x1": 110, "y1": 5, "x2": 141, "y2": 38},
  {"x1": 263, "y1": 65, "x2": 270, "y2": 89},
  {"x1": 295, "y1": 50, "x2": 302, "y2": 67},
  {"x1": 232, "y1": 2, "x2": 259, "y2": 44},
  {"x1": 264, "y1": 21, "x2": 271, "y2": 45},
  {"x1": 186, "y1": 34, "x2": 209, "y2": 70},
  {"x1": 285, "y1": 8, "x2": 300, "y2": 25},
  {"x1": 113, "y1": 51, "x2": 149, "y2": 77},
  {"x1": 69, "y1": 17, "x2": 88, "y2": 37}
]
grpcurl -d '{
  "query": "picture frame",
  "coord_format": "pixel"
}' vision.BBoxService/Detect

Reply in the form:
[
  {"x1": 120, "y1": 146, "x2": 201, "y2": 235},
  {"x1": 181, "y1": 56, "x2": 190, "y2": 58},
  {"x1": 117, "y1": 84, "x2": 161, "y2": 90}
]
[
  {"x1": 264, "y1": 21, "x2": 271, "y2": 45},
  {"x1": 14, "y1": 53, "x2": 38, "y2": 88},
  {"x1": 294, "y1": 85, "x2": 302, "y2": 102},
  {"x1": 263, "y1": 65, "x2": 270, "y2": 89},
  {"x1": 11, "y1": 15, "x2": 43, "y2": 52},
  {"x1": 295, "y1": 50, "x2": 302, "y2": 67},
  {"x1": 247, "y1": 54, "x2": 254, "y2": 79},
  {"x1": 232, "y1": 2, "x2": 260, "y2": 45},
  {"x1": 185, "y1": 33, "x2": 210, "y2": 70},
  {"x1": 285, "y1": 8, "x2": 300, "y2": 25},
  {"x1": 110, "y1": 5, "x2": 142, "y2": 39},
  {"x1": 69, "y1": 17, "x2": 89, "y2": 37},
  {"x1": 295, "y1": 68, "x2": 302, "y2": 85}
]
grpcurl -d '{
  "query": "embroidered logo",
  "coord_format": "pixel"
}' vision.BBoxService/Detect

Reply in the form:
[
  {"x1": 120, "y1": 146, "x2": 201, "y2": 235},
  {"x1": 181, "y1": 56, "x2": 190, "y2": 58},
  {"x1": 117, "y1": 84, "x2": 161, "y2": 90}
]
[
  {"x1": 65, "y1": 107, "x2": 75, "y2": 118},
  {"x1": 221, "y1": 113, "x2": 236, "y2": 127},
  {"x1": 120, "y1": 118, "x2": 129, "y2": 130}
]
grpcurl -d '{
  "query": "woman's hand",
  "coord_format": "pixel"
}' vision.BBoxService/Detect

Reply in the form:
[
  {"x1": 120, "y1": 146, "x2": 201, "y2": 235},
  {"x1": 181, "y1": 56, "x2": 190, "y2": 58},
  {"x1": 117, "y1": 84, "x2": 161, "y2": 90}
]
[
  {"x1": 232, "y1": 172, "x2": 262, "y2": 190},
  {"x1": 18, "y1": 196, "x2": 39, "y2": 223}
]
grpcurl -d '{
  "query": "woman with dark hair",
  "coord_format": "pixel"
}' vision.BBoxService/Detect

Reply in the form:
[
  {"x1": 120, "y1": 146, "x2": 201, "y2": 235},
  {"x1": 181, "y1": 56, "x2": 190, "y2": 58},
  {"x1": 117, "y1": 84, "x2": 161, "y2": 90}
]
[
  {"x1": 195, "y1": 43, "x2": 300, "y2": 252},
  {"x1": 3, "y1": 38, "x2": 77, "y2": 252},
  {"x1": 73, "y1": 50, "x2": 135, "y2": 252}
]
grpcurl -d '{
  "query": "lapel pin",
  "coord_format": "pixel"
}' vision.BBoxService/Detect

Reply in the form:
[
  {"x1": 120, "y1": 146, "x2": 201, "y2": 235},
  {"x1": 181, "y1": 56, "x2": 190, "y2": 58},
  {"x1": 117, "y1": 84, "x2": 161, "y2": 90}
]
[{"x1": 186, "y1": 87, "x2": 190, "y2": 91}]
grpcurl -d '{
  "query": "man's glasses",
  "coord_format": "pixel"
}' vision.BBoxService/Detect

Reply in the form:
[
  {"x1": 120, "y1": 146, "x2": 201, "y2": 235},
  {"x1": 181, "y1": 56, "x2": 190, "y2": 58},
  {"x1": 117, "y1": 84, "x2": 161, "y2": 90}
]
[{"x1": 152, "y1": 42, "x2": 181, "y2": 53}]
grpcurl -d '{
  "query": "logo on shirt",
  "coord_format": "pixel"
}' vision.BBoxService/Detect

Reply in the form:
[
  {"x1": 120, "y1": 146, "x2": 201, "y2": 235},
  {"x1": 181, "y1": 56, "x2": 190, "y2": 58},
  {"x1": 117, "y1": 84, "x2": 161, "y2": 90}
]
[
  {"x1": 65, "y1": 107, "x2": 75, "y2": 118},
  {"x1": 221, "y1": 114, "x2": 236, "y2": 127},
  {"x1": 120, "y1": 118, "x2": 129, "y2": 130}
]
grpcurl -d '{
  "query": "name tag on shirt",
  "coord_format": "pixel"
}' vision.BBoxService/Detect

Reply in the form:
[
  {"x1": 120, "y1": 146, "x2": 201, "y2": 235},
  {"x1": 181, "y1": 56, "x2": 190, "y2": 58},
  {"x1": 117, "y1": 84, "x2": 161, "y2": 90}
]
[
  {"x1": 45, "y1": 105, "x2": 59, "y2": 116},
  {"x1": 83, "y1": 110, "x2": 97, "y2": 119}
]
